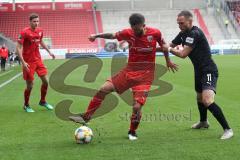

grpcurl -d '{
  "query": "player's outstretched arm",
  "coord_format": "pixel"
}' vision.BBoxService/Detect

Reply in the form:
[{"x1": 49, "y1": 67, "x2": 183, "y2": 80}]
[
  {"x1": 16, "y1": 42, "x2": 29, "y2": 72},
  {"x1": 163, "y1": 44, "x2": 192, "y2": 59},
  {"x1": 156, "y1": 43, "x2": 177, "y2": 52},
  {"x1": 88, "y1": 33, "x2": 116, "y2": 42},
  {"x1": 40, "y1": 41, "x2": 55, "y2": 59}
]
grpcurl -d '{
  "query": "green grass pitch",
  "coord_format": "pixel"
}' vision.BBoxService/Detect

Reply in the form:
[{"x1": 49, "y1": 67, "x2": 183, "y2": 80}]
[{"x1": 0, "y1": 55, "x2": 239, "y2": 160}]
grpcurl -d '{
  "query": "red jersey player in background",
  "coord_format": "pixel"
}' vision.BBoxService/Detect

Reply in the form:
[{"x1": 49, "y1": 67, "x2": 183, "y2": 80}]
[
  {"x1": 69, "y1": 13, "x2": 178, "y2": 140},
  {"x1": 0, "y1": 44, "x2": 9, "y2": 71},
  {"x1": 16, "y1": 13, "x2": 55, "y2": 113}
]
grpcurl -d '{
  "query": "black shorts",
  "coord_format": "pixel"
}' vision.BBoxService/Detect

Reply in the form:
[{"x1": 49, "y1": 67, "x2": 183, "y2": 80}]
[{"x1": 195, "y1": 72, "x2": 218, "y2": 93}]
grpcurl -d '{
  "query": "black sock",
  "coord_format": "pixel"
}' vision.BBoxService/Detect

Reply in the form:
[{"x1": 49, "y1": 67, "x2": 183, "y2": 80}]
[
  {"x1": 198, "y1": 102, "x2": 207, "y2": 122},
  {"x1": 208, "y1": 103, "x2": 230, "y2": 130}
]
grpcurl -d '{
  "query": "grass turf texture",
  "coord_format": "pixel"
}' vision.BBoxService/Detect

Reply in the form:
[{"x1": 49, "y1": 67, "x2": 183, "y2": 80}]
[{"x1": 0, "y1": 55, "x2": 239, "y2": 160}]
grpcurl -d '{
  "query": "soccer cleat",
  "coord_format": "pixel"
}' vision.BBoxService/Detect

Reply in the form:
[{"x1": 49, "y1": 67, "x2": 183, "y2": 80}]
[
  {"x1": 220, "y1": 129, "x2": 233, "y2": 140},
  {"x1": 191, "y1": 121, "x2": 210, "y2": 129},
  {"x1": 128, "y1": 130, "x2": 138, "y2": 141},
  {"x1": 39, "y1": 102, "x2": 54, "y2": 110},
  {"x1": 23, "y1": 105, "x2": 35, "y2": 113},
  {"x1": 69, "y1": 114, "x2": 88, "y2": 125}
]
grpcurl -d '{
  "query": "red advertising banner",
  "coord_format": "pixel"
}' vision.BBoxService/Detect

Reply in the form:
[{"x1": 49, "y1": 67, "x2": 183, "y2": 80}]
[
  {"x1": 0, "y1": 3, "x2": 12, "y2": 12},
  {"x1": 55, "y1": 2, "x2": 92, "y2": 10},
  {"x1": 15, "y1": 3, "x2": 52, "y2": 11},
  {"x1": 0, "y1": 2, "x2": 92, "y2": 12}
]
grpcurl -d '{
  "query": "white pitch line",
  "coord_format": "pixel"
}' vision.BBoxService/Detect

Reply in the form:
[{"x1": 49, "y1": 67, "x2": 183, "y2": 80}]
[
  {"x1": 0, "y1": 70, "x2": 13, "y2": 77},
  {"x1": 0, "y1": 72, "x2": 22, "y2": 89}
]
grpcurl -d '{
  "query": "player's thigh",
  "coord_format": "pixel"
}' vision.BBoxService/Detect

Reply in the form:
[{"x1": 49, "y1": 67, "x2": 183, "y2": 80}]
[
  {"x1": 23, "y1": 63, "x2": 37, "y2": 81},
  {"x1": 36, "y1": 61, "x2": 48, "y2": 78},
  {"x1": 107, "y1": 70, "x2": 130, "y2": 94},
  {"x1": 99, "y1": 81, "x2": 116, "y2": 93},
  {"x1": 201, "y1": 72, "x2": 218, "y2": 93},
  {"x1": 194, "y1": 74, "x2": 203, "y2": 93}
]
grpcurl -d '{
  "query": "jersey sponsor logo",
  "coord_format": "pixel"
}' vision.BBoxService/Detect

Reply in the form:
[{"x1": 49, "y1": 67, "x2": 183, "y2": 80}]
[
  {"x1": 134, "y1": 47, "x2": 153, "y2": 53},
  {"x1": 186, "y1": 37, "x2": 194, "y2": 44},
  {"x1": 147, "y1": 35, "x2": 153, "y2": 42}
]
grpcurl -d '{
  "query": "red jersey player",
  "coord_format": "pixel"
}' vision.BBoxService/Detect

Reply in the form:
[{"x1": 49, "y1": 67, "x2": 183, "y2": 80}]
[
  {"x1": 0, "y1": 44, "x2": 9, "y2": 71},
  {"x1": 16, "y1": 13, "x2": 55, "y2": 113},
  {"x1": 69, "y1": 13, "x2": 178, "y2": 140}
]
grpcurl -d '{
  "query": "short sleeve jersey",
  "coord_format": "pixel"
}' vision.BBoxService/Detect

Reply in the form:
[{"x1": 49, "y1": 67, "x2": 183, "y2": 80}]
[
  {"x1": 18, "y1": 27, "x2": 43, "y2": 63},
  {"x1": 172, "y1": 26, "x2": 218, "y2": 73},
  {"x1": 0, "y1": 48, "x2": 8, "y2": 58},
  {"x1": 115, "y1": 26, "x2": 164, "y2": 70}
]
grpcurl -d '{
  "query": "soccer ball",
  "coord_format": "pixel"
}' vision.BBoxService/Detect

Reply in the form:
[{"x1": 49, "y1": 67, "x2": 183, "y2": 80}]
[{"x1": 74, "y1": 126, "x2": 93, "y2": 144}]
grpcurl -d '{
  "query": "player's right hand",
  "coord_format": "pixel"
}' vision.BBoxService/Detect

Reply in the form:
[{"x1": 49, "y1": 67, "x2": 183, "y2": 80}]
[
  {"x1": 22, "y1": 62, "x2": 30, "y2": 72},
  {"x1": 167, "y1": 60, "x2": 179, "y2": 73},
  {"x1": 88, "y1": 35, "x2": 96, "y2": 42}
]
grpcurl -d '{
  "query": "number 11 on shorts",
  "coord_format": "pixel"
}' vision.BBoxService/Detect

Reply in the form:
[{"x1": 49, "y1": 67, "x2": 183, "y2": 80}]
[{"x1": 207, "y1": 73, "x2": 212, "y2": 82}]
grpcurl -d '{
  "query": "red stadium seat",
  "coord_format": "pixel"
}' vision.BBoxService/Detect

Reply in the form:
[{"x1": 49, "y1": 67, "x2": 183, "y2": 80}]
[{"x1": 0, "y1": 10, "x2": 104, "y2": 49}]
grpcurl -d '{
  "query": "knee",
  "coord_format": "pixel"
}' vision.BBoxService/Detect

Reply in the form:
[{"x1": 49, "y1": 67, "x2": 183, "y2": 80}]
[
  {"x1": 27, "y1": 83, "x2": 33, "y2": 90},
  {"x1": 99, "y1": 87, "x2": 108, "y2": 93},
  {"x1": 42, "y1": 80, "x2": 48, "y2": 86},
  {"x1": 99, "y1": 85, "x2": 113, "y2": 95},
  {"x1": 132, "y1": 102, "x2": 142, "y2": 113},
  {"x1": 202, "y1": 97, "x2": 214, "y2": 107},
  {"x1": 95, "y1": 88, "x2": 111, "y2": 99},
  {"x1": 27, "y1": 86, "x2": 33, "y2": 90}
]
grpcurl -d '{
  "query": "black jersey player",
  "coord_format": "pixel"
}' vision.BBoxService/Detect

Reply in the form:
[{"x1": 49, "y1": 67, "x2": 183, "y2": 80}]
[{"x1": 162, "y1": 10, "x2": 233, "y2": 140}]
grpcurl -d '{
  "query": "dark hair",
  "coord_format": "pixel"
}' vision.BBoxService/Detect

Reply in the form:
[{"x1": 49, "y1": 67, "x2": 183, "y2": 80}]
[
  {"x1": 129, "y1": 13, "x2": 145, "y2": 26},
  {"x1": 178, "y1": 10, "x2": 193, "y2": 19},
  {"x1": 29, "y1": 13, "x2": 39, "y2": 21}
]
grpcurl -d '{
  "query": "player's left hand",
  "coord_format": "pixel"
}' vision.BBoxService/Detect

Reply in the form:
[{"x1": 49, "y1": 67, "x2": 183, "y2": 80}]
[
  {"x1": 88, "y1": 35, "x2": 96, "y2": 42},
  {"x1": 49, "y1": 52, "x2": 55, "y2": 60},
  {"x1": 167, "y1": 60, "x2": 178, "y2": 73}
]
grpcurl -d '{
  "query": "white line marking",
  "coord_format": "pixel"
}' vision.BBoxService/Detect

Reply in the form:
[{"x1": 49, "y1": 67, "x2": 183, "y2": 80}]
[
  {"x1": 0, "y1": 70, "x2": 13, "y2": 77},
  {"x1": 0, "y1": 72, "x2": 22, "y2": 89}
]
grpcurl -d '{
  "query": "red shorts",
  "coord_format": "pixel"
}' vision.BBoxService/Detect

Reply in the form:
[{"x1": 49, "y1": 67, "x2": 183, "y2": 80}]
[
  {"x1": 23, "y1": 61, "x2": 47, "y2": 81},
  {"x1": 107, "y1": 68, "x2": 154, "y2": 105}
]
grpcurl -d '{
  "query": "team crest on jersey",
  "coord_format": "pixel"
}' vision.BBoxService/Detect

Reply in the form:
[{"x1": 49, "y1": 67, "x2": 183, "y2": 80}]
[
  {"x1": 147, "y1": 36, "x2": 153, "y2": 42},
  {"x1": 186, "y1": 37, "x2": 194, "y2": 44}
]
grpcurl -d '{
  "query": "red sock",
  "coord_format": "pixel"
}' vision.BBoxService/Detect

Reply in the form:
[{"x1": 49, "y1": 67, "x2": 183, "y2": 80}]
[
  {"x1": 24, "y1": 88, "x2": 32, "y2": 106},
  {"x1": 40, "y1": 84, "x2": 48, "y2": 103},
  {"x1": 130, "y1": 112, "x2": 142, "y2": 132},
  {"x1": 84, "y1": 96, "x2": 103, "y2": 120}
]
